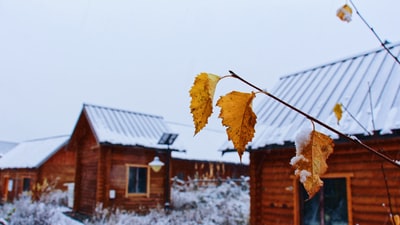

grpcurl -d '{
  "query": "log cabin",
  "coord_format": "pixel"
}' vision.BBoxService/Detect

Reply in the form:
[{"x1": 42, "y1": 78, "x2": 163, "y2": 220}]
[
  {"x1": 69, "y1": 104, "x2": 249, "y2": 216},
  {"x1": 221, "y1": 43, "x2": 400, "y2": 225},
  {"x1": 68, "y1": 103, "x2": 180, "y2": 215},
  {"x1": 0, "y1": 135, "x2": 74, "y2": 202}
]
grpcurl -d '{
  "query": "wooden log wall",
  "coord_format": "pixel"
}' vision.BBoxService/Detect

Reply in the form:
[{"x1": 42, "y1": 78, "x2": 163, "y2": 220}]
[
  {"x1": 0, "y1": 169, "x2": 37, "y2": 202},
  {"x1": 100, "y1": 146, "x2": 168, "y2": 214},
  {"x1": 0, "y1": 146, "x2": 75, "y2": 203},
  {"x1": 250, "y1": 147, "x2": 294, "y2": 225},
  {"x1": 71, "y1": 113, "x2": 99, "y2": 215},
  {"x1": 171, "y1": 158, "x2": 249, "y2": 181},
  {"x1": 38, "y1": 145, "x2": 76, "y2": 190},
  {"x1": 250, "y1": 133, "x2": 400, "y2": 225}
]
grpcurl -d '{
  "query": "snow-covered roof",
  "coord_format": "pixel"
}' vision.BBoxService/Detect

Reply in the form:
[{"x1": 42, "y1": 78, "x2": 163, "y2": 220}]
[
  {"x1": 0, "y1": 135, "x2": 69, "y2": 169},
  {"x1": 83, "y1": 104, "x2": 184, "y2": 150},
  {"x1": 0, "y1": 141, "x2": 17, "y2": 156},
  {"x1": 221, "y1": 42, "x2": 400, "y2": 150},
  {"x1": 169, "y1": 122, "x2": 249, "y2": 164}
]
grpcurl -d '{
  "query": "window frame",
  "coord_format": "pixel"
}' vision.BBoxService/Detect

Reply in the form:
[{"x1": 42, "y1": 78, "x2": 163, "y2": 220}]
[
  {"x1": 125, "y1": 164, "x2": 150, "y2": 198},
  {"x1": 293, "y1": 173, "x2": 354, "y2": 225}
]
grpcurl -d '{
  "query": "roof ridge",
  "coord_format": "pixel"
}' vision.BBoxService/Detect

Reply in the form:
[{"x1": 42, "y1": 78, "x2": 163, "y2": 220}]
[
  {"x1": 83, "y1": 103, "x2": 164, "y2": 119},
  {"x1": 23, "y1": 135, "x2": 70, "y2": 143},
  {"x1": 0, "y1": 140, "x2": 17, "y2": 144},
  {"x1": 280, "y1": 42, "x2": 400, "y2": 80}
]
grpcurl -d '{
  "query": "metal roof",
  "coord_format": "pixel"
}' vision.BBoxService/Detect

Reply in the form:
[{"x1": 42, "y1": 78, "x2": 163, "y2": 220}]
[
  {"x1": 0, "y1": 136, "x2": 69, "y2": 169},
  {"x1": 222, "y1": 42, "x2": 400, "y2": 150},
  {"x1": 0, "y1": 141, "x2": 17, "y2": 156},
  {"x1": 83, "y1": 104, "x2": 183, "y2": 150}
]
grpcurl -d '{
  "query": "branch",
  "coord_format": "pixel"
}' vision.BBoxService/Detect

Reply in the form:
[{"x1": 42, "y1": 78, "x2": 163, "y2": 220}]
[
  {"x1": 348, "y1": 0, "x2": 400, "y2": 65},
  {"x1": 229, "y1": 70, "x2": 400, "y2": 168},
  {"x1": 341, "y1": 103, "x2": 372, "y2": 135},
  {"x1": 381, "y1": 164, "x2": 396, "y2": 224}
]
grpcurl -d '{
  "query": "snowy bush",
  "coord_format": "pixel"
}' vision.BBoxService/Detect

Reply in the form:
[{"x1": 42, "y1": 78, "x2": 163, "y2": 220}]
[
  {"x1": 40, "y1": 189, "x2": 68, "y2": 206},
  {"x1": 0, "y1": 190, "x2": 77, "y2": 225},
  {"x1": 0, "y1": 179, "x2": 249, "y2": 225},
  {"x1": 85, "y1": 178, "x2": 250, "y2": 225},
  {"x1": 2, "y1": 193, "x2": 56, "y2": 225}
]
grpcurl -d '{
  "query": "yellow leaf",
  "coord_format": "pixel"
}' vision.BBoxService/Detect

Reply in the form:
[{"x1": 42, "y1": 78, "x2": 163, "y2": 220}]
[
  {"x1": 290, "y1": 129, "x2": 334, "y2": 199},
  {"x1": 216, "y1": 91, "x2": 257, "y2": 160},
  {"x1": 392, "y1": 214, "x2": 400, "y2": 225},
  {"x1": 333, "y1": 103, "x2": 343, "y2": 124},
  {"x1": 189, "y1": 73, "x2": 221, "y2": 135},
  {"x1": 336, "y1": 4, "x2": 353, "y2": 22}
]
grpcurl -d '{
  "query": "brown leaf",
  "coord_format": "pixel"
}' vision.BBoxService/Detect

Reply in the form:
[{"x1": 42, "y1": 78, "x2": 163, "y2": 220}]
[
  {"x1": 216, "y1": 91, "x2": 257, "y2": 160},
  {"x1": 189, "y1": 73, "x2": 221, "y2": 135},
  {"x1": 290, "y1": 129, "x2": 334, "y2": 199}
]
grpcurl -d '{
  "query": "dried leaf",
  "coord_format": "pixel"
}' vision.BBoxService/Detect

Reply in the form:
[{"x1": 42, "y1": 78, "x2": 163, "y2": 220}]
[
  {"x1": 189, "y1": 73, "x2": 221, "y2": 135},
  {"x1": 333, "y1": 103, "x2": 343, "y2": 124},
  {"x1": 216, "y1": 91, "x2": 257, "y2": 160},
  {"x1": 290, "y1": 130, "x2": 334, "y2": 199},
  {"x1": 336, "y1": 4, "x2": 353, "y2": 22},
  {"x1": 392, "y1": 214, "x2": 400, "y2": 225}
]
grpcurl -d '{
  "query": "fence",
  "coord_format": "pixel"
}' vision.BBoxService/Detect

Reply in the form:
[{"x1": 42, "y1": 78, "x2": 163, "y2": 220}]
[{"x1": 171, "y1": 175, "x2": 250, "y2": 192}]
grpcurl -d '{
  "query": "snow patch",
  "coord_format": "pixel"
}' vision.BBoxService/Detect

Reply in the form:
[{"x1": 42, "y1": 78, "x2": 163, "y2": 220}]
[
  {"x1": 298, "y1": 170, "x2": 311, "y2": 183},
  {"x1": 289, "y1": 154, "x2": 307, "y2": 166},
  {"x1": 294, "y1": 127, "x2": 312, "y2": 155}
]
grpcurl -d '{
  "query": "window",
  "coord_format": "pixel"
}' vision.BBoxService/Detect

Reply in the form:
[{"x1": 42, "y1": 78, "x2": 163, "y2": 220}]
[
  {"x1": 22, "y1": 178, "x2": 31, "y2": 192},
  {"x1": 126, "y1": 165, "x2": 149, "y2": 196},
  {"x1": 300, "y1": 178, "x2": 349, "y2": 225}
]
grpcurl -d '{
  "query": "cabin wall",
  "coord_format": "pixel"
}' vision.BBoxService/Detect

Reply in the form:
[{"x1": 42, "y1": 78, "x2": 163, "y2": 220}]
[
  {"x1": 250, "y1": 134, "x2": 400, "y2": 225},
  {"x1": 0, "y1": 169, "x2": 37, "y2": 202},
  {"x1": 101, "y1": 146, "x2": 168, "y2": 213},
  {"x1": 326, "y1": 136, "x2": 400, "y2": 225},
  {"x1": 38, "y1": 145, "x2": 76, "y2": 191},
  {"x1": 250, "y1": 147, "x2": 294, "y2": 225},
  {"x1": 171, "y1": 158, "x2": 248, "y2": 181},
  {"x1": 0, "y1": 146, "x2": 75, "y2": 203},
  {"x1": 71, "y1": 113, "x2": 99, "y2": 215}
]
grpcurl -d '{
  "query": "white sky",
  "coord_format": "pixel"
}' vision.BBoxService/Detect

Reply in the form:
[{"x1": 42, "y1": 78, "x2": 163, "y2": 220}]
[{"x1": 0, "y1": 0, "x2": 399, "y2": 159}]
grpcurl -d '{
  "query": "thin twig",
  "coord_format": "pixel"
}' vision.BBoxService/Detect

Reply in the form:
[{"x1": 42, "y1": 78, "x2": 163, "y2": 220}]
[
  {"x1": 348, "y1": 0, "x2": 400, "y2": 65},
  {"x1": 381, "y1": 164, "x2": 396, "y2": 224},
  {"x1": 228, "y1": 70, "x2": 400, "y2": 168},
  {"x1": 341, "y1": 104, "x2": 372, "y2": 135}
]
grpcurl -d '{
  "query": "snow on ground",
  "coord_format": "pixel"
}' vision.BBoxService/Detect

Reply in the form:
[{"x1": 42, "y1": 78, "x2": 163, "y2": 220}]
[{"x1": 0, "y1": 179, "x2": 249, "y2": 225}]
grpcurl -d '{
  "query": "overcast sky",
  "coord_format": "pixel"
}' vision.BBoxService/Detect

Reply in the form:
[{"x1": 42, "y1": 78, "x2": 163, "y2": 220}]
[{"x1": 1, "y1": 0, "x2": 399, "y2": 158}]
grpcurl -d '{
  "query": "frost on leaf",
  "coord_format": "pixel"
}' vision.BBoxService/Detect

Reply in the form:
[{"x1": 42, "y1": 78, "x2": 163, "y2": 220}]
[
  {"x1": 336, "y1": 4, "x2": 353, "y2": 22},
  {"x1": 216, "y1": 91, "x2": 257, "y2": 161},
  {"x1": 290, "y1": 129, "x2": 334, "y2": 199},
  {"x1": 189, "y1": 73, "x2": 221, "y2": 135},
  {"x1": 333, "y1": 103, "x2": 343, "y2": 124}
]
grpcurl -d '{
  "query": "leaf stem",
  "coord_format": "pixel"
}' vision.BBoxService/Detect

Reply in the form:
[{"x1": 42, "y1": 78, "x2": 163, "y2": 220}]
[
  {"x1": 220, "y1": 74, "x2": 234, "y2": 80},
  {"x1": 228, "y1": 70, "x2": 400, "y2": 168},
  {"x1": 348, "y1": 0, "x2": 400, "y2": 65}
]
